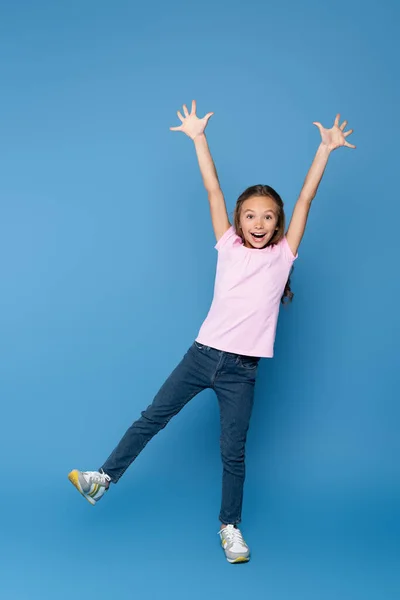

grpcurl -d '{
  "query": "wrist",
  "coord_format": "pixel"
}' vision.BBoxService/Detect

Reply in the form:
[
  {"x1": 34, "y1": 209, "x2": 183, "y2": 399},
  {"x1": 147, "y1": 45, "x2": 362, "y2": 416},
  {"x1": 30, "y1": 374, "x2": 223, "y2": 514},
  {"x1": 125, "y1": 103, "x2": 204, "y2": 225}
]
[
  {"x1": 193, "y1": 133, "x2": 206, "y2": 143},
  {"x1": 318, "y1": 142, "x2": 332, "y2": 154},
  {"x1": 318, "y1": 142, "x2": 334, "y2": 156}
]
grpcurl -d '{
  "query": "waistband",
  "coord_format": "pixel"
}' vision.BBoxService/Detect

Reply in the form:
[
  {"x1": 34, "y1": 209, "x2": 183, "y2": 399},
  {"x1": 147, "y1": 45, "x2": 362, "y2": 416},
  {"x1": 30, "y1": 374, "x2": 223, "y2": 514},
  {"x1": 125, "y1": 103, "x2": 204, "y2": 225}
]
[{"x1": 194, "y1": 340, "x2": 260, "y2": 361}]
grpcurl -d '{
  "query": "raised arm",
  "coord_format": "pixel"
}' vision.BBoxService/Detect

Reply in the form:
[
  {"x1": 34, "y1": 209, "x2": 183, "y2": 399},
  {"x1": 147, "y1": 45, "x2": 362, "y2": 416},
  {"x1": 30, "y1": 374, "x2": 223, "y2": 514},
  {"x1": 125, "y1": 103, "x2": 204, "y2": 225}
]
[
  {"x1": 170, "y1": 100, "x2": 231, "y2": 241},
  {"x1": 286, "y1": 114, "x2": 356, "y2": 256}
]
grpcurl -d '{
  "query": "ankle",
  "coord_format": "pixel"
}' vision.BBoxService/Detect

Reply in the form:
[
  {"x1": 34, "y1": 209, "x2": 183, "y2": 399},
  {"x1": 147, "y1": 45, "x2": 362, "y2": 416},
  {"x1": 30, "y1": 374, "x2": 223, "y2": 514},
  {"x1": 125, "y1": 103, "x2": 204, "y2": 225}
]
[{"x1": 99, "y1": 470, "x2": 111, "y2": 487}]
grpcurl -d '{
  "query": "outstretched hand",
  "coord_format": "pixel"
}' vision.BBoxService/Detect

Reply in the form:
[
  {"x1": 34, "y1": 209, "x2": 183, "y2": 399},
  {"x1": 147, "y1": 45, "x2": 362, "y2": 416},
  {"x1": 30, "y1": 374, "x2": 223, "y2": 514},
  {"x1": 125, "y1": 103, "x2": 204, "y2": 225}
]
[
  {"x1": 313, "y1": 114, "x2": 356, "y2": 151},
  {"x1": 170, "y1": 100, "x2": 214, "y2": 140}
]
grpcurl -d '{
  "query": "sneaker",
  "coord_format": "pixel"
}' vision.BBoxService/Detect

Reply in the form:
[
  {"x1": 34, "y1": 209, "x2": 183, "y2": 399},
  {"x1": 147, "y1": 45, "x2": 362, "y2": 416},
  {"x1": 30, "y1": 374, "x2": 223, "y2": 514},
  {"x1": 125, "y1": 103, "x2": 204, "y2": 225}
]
[
  {"x1": 68, "y1": 470, "x2": 111, "y2": 505},
  {"x1": 218, "y1": 524, "x2": 250, "y2": 563}
]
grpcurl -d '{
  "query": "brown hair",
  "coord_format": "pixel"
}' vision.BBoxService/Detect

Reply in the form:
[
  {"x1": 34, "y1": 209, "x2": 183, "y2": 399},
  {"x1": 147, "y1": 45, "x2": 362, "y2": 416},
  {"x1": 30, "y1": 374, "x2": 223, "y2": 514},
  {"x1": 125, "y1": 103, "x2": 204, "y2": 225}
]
[{"x1": 233, "y1": 185, "x2": 294, "y2": 304}]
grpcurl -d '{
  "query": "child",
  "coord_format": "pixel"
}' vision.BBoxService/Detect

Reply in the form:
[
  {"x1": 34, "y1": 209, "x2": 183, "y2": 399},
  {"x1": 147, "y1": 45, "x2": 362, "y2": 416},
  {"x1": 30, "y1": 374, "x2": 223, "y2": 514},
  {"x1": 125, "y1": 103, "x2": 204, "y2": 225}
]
[{"x1": 68, "y1": 101, "x2": 355, "y2": 563}]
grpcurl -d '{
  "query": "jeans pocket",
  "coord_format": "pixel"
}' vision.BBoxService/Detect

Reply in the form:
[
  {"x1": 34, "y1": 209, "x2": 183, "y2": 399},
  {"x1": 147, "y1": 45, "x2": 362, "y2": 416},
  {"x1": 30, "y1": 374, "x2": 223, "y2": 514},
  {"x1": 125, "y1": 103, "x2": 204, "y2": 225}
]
[{"x1": 237, "y1": 356, "x2": 259, "y2": 370}]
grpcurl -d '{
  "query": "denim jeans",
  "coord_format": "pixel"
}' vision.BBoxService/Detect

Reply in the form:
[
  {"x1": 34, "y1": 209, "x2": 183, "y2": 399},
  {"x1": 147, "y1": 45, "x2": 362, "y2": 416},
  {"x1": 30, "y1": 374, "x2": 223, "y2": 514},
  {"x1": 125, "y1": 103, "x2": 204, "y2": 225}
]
[{"x1": 100, "y1": 341, "x2": 260, "y2": 525}]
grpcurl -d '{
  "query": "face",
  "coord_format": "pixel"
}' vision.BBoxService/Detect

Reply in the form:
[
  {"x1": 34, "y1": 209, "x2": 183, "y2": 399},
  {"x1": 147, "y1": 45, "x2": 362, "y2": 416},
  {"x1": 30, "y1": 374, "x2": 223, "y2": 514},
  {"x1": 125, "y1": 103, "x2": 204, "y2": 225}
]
[{"x1": 239, "y1": 195, "x2": 279, "y2": 249}]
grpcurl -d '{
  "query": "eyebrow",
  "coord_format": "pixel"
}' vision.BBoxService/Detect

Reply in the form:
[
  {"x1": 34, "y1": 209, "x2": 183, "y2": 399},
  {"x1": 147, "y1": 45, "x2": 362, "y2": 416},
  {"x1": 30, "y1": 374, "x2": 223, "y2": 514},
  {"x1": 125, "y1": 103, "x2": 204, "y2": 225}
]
[{"x1": 244, "y1": 208, "x2": 276, "y2": 214}]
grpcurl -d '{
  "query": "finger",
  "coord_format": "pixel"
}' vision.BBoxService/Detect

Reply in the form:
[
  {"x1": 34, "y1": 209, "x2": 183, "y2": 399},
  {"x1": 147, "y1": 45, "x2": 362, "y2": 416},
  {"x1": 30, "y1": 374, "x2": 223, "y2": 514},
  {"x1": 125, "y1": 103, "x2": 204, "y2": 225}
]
[
  {"x1": 344, "y1": 141, "x2": 356, "y2": 149},
  {"x1": 177, "y1": 111, "x2": 184, "y2": 122},
  {"x1": 313, "y1": 121, "x2": 323, "y2": 132},
  {"x1": 170, "y1": 126, "x2": 183, "y2": 131},
  {"x1": 334, "y1": 114, "x2": 340, "y2": 127},
  {"x1": 203, "y1": 112, "x2": 214, "y2": 123},
  {"x1": 183, "y1": 104, "x2": 189, "y2": 117},
  {"x1": 340, "y1": 120, "x2": 348, "y2": 131},
  {"x1": 191, "y1": 100, "x2": 196, "y2": 115},
  {"x1": 344, "y1": 129, "x2": 353, "y2": 137}
]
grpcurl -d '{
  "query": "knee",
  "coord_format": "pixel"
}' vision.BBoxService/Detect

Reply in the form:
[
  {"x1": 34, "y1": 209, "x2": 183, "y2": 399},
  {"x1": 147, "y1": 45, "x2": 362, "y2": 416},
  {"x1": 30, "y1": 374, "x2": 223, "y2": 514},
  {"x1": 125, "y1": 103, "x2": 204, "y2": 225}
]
[
  {"x1": 138, "y1": 408, "x2": 170, "y2": 430},
  {"x1": 220, "y1": 436, "x2": 246, "y2": 468}
]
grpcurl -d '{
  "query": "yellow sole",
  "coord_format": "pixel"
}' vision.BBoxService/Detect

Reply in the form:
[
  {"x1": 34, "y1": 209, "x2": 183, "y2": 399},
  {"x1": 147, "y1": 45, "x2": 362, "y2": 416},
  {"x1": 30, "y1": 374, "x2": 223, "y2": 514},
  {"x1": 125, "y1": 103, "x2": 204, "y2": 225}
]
[
  {"x1": 229, "y1": 556, "x2": 250, "y2": 564},
  {"x1": 68, "y1": 470, "x2": 80, "y2": 488},
  {"x1": 67, "y1": 470, "x2": 95, "y2": 506}
]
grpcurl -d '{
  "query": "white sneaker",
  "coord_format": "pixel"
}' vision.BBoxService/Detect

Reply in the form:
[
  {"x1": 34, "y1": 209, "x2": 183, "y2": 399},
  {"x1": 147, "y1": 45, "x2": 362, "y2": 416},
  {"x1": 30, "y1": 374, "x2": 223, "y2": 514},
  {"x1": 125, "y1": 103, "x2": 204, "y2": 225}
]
[
  {"x1": 68, "y1": 470, "x2": 111, "y2": 505},
  {"x1": 218, "y1": 524, "x2": 250, "y2": 563}
]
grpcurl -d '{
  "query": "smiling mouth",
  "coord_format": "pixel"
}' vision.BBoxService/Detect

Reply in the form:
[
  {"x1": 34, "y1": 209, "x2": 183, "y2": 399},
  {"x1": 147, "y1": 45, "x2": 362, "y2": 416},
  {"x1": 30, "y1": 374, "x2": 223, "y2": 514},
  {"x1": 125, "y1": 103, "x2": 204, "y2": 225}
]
[{"x1": 250, "y1": 232, "x2": 266, "y2": 241}]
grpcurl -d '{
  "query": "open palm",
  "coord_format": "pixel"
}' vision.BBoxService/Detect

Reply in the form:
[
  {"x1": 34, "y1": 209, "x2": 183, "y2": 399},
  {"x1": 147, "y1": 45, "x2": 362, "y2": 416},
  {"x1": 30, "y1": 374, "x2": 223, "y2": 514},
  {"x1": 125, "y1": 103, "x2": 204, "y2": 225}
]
[
  {"x1": 170, "y1": 100, "x2": 213, "y2": 140},
  {"x1": 313, "y1": 114, "x2": 356, "y2": 150}
]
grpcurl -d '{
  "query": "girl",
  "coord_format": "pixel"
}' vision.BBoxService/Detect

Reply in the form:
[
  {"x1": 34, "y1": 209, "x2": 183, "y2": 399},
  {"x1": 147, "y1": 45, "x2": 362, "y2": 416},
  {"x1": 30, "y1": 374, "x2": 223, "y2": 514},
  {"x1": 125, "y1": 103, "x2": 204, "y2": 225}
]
[{"x1": 68, "y1": 101, "x2": 355, "y2": 563}]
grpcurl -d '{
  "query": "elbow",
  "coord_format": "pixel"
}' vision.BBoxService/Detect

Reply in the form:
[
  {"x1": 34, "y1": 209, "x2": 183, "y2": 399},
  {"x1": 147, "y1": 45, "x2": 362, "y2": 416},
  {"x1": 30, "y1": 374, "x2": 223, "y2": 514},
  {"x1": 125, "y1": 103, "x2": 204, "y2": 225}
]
[
  {"x1": 207, "y1": 187, "x2": 222, "y2": 197},
  {"x1": 298, "y1": 194, "x2": 314, "y2": 206}
]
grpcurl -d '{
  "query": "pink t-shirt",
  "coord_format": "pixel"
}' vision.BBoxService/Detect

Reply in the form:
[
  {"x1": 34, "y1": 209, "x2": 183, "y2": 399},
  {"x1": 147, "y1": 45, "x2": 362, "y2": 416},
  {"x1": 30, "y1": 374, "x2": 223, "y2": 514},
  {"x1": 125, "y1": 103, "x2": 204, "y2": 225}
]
[{"x1": 196, "y1": 226, "x2": 297, "y2": 358}]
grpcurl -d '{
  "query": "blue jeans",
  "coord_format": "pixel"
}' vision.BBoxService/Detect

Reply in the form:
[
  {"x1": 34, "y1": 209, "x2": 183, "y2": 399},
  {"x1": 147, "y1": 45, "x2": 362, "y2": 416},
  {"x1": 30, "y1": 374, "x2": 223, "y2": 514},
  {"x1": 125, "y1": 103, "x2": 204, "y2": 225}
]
[{"x1": 100, "y1": 342, "x2": 260, "y2": 525}]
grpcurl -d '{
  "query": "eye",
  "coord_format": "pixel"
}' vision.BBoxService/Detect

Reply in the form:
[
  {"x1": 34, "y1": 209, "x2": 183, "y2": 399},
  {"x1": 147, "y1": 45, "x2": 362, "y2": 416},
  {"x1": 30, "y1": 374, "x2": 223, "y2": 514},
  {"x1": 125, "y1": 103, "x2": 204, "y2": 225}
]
[
  {"x1": 246, "y1": 214, "x2": 254, "y2": 219},
  {"x1": 265, "y1": 215, "x2": 272, "y2": 220}
]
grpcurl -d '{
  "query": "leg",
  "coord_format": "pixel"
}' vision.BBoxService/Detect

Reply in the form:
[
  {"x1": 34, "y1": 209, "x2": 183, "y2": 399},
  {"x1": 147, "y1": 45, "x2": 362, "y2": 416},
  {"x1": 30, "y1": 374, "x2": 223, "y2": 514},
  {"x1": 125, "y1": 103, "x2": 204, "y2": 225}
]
[
  {"x1": 214, "y1": 356, "x2": 258, "y2": 525},
  {"x1": 100, "y1": 344, "x2": 212, "y2": 482}
]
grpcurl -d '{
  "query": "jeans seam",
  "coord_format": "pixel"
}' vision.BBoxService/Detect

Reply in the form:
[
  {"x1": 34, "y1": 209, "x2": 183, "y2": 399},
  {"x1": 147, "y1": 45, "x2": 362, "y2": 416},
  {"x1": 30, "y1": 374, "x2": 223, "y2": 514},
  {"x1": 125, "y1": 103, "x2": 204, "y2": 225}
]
[{"x1": 211, "y1": 352, "x2": 225, "y2": 386}]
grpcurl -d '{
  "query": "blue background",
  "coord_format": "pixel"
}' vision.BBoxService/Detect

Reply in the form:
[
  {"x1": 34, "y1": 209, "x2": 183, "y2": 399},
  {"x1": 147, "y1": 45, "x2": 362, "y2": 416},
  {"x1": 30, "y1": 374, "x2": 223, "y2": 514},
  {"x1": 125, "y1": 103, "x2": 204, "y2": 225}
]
[{"x1": 0, "y1": 0, "x2": 398, "y2": 598}]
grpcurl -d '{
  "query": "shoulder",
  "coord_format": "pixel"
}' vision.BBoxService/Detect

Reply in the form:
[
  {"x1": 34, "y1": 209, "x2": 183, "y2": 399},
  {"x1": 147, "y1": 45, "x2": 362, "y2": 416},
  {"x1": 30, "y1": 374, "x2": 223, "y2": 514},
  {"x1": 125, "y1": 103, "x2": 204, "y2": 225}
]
[
  {"x1": 274, "y1": 236, "x2": 298, "y2": 263},
  {"x1": 215, "y1": 226, "x2": 242, "y2": 252}
]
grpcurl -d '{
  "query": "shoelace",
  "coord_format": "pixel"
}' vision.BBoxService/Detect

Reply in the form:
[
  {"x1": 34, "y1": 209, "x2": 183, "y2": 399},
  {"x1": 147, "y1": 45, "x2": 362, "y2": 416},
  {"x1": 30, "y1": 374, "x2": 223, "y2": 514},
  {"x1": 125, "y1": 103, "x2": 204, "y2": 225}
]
[
  {"x1": 218, "y1": 524, "x2": 245, "y2": 545},
  {"x1": 85, "y1": 470, "x2": 110, "y2": 485}
]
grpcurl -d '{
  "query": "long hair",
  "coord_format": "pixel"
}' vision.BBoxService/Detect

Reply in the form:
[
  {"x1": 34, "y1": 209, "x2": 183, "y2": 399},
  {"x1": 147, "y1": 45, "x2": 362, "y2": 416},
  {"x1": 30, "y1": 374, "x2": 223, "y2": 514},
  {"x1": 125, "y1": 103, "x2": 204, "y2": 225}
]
[{"x1": 233, "y1": 184, "x2": 294, "y2": 304}]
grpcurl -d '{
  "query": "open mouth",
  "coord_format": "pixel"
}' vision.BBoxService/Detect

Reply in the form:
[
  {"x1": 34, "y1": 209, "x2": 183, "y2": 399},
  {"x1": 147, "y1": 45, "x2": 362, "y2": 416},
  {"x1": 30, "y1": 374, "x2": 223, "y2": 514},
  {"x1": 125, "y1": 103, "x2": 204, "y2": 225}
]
[{"x1": 250, "y1": 232, "x2": 266, "y2": 241}]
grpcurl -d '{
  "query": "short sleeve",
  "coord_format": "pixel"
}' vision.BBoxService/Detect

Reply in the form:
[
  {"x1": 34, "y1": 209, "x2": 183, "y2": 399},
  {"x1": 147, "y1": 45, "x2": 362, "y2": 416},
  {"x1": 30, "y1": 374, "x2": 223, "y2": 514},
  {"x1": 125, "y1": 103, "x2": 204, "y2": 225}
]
[
  {"x1": 215, "y1": 226, "x2": 239, "y2": 252},
  {"x1": 281, "y1": 237, "x2": 298, "y2": 263}
]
